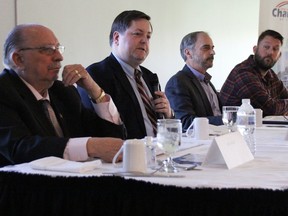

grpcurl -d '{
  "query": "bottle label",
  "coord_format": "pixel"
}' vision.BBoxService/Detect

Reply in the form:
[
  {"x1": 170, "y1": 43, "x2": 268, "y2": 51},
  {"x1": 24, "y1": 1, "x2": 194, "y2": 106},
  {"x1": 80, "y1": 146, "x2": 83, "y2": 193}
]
[{"x1": 237, "y1": 115, "x2": 255, "y2": 126}]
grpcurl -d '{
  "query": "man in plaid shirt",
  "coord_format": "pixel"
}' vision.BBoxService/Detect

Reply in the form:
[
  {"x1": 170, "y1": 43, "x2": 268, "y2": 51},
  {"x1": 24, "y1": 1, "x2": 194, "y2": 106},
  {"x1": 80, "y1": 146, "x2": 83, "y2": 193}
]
[{"x1": 220, "y1": 29, "x2": 288, "y2": 117}]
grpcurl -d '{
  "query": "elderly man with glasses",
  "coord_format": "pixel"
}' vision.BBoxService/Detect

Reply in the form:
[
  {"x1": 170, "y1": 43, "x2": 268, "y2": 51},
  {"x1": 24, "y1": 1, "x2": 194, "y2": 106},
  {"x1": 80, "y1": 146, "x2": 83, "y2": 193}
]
[{"x1": 0, "y1": 24, "x2": 126, "y2": 167}]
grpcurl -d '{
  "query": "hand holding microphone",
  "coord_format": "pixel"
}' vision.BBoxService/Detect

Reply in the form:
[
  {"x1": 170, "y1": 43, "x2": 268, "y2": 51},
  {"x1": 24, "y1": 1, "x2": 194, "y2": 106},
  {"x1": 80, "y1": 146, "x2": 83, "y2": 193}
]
[{"x1": 149, "y1": 73, "x2": 165, "y2": 119}]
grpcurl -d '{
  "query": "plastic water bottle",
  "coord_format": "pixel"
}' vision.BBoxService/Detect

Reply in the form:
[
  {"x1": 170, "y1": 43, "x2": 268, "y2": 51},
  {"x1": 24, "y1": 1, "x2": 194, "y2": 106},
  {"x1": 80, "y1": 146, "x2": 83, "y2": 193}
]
[{"x1": 236, "y1": 99, "x2": 256, "y2": 155}]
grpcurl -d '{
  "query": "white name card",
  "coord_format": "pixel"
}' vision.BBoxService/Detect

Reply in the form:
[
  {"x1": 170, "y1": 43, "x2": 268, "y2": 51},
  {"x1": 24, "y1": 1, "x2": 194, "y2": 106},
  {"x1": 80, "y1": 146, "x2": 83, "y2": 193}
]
[{"x1": 202, "y1": 131, "x2": 254, "y2": 169}]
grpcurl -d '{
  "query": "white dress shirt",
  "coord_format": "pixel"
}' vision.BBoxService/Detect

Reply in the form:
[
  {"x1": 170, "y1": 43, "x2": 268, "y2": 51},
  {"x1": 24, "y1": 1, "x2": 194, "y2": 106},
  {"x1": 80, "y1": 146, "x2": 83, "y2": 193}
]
[
  {"x1": 20, "y1": 77, "x2": 121, "y2": 161},
  {"x1": 113, "y1": 53, "x2": 154, "y2": 136}
]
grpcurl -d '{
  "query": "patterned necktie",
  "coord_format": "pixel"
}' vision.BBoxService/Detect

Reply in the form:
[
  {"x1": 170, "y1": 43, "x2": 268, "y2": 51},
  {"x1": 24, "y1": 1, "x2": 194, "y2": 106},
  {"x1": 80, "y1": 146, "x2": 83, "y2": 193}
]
[
  {"x1": 40, "y1": 100, "x2": 64, "y2": 137},
  {"x1": 134, "y1": 69, "x2": 157, "y2": 136}
]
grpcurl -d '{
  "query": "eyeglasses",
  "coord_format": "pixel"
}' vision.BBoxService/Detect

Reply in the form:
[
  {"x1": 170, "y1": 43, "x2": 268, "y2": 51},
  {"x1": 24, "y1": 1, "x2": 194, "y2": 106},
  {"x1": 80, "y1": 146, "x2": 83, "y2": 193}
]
[{"x1": 18, "y1": 45, "x2": 65, "y2": 55}]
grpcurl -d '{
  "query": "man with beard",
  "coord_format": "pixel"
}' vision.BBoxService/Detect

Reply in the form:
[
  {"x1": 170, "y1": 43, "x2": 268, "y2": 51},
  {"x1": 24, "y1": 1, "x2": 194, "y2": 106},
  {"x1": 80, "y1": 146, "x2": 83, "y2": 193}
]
[
  {"x1": 165, "y1": 31, "x2": 223, "y2": 131},
  {"x1": 220, "y1": 29, "x2": 288, "y2": 117}
]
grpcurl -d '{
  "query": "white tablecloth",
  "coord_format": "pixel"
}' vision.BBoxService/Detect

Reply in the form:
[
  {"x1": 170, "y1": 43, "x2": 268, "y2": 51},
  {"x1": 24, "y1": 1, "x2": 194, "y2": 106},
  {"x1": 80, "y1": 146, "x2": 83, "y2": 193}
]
[{"x1": 1, "y1": 125, "x2": 288, "y2": 190}]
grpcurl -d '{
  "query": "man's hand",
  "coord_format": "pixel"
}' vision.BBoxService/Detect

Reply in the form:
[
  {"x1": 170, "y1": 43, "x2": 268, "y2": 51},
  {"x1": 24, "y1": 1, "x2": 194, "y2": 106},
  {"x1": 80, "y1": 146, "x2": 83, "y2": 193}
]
[
  {"x1": 62, "y1": 64, "x2": 104, "y2": 101},
  {"x1": 86, "y1": 137, "x2": 124, "y2": 162},
  {"x1": 153, "y1": 91, "x2": 173, "y2": 118}
]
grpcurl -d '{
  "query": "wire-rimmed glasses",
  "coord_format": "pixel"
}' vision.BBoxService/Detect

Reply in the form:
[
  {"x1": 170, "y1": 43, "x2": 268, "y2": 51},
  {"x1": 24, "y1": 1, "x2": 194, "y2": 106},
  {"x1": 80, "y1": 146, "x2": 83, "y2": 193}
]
[{"x1": 19, "y1": 45, "x2": 65, "y2": 55}]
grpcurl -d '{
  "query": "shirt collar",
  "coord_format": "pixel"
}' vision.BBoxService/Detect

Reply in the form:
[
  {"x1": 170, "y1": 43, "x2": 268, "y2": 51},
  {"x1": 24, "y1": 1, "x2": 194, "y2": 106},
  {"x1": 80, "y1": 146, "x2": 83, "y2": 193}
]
[
  {"x1": 204, "y1": 72, "x2": 212, "y2": 83},
  {"x1": 112, "y1": 52, "x2": 141, "y2": 78},
  {"x1": 186, "y1": 64, "x2": 212, "y2": 83},
  {"x1": 19, "y1": 76, "x2": 50, "y2": 101}
]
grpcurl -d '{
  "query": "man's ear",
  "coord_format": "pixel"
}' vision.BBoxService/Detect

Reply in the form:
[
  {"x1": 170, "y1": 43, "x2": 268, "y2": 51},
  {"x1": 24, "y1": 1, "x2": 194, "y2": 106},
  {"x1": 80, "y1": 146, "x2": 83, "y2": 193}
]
[
  {"x1": 253, "y1": 45, "x2": 257, "y2": 54},
  {"x1": 277, "y1": 52, "x2": 282, "y2": 61},
  {"x1": 12, "y1": 52, "x2": 24, "y2": 68},
  {"x1": 185, "y1": 48, "x2": 192, "y2": 59},
  {"x1": 113, "y1": 31, "x2": 120, "y2": 46}
]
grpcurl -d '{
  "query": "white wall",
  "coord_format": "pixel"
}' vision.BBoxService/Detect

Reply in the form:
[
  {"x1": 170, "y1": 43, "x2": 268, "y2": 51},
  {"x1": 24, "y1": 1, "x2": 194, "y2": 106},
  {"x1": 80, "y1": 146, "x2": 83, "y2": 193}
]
[
  {"x1": 0, "y1": 0, "x2": 260, "y2": 90},
  {"x1": 0, "y1": 0, "x2": 16, "y2": 68}
]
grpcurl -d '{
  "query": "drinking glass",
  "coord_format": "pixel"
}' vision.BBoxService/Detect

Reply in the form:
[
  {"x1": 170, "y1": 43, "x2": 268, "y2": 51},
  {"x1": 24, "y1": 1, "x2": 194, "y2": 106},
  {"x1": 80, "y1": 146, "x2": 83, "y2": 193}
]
[
  {"x1": 222, "y1": 106, "x2": 239, "y2": 133},
  {"x1": 156, "y1": 119, "x2": 182, "y2": 173}
]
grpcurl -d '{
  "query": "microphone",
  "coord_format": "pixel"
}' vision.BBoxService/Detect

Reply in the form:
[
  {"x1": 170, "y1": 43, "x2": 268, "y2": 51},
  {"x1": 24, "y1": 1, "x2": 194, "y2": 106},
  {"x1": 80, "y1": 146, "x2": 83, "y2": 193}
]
[{"x1": 149, "y1": 73, "x2": 164, "y2": 119}]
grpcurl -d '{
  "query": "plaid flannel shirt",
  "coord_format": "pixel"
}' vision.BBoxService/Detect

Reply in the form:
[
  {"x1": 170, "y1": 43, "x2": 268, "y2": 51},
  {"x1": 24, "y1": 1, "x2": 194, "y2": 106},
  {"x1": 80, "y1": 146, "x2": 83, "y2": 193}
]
[{"x1": 220, "y1": 55, "x2": 288, "y2": 116}]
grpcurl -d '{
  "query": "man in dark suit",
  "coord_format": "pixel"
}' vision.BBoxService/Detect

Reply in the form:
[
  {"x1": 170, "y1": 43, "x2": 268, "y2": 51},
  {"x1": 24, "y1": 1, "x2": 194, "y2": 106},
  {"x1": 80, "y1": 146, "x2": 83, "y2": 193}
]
[
  {"x1": 78, "y1": 10, "x2": 174, "y2": 139},
  {"x1": 0, "y1": 24, "x2": 125, "y2": 167},
  {"x1": 165, "y1": 31, "x2": 223, "y2": 131}
]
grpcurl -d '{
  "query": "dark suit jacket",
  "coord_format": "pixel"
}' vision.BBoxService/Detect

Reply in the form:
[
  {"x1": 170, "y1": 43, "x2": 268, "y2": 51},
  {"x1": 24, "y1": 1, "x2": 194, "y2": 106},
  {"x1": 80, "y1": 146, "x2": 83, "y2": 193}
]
[
  {"x1": 0, "y1": 69, "x2": 126, "y2": 167},
  {"x1": 165, "y1": 65, "x2": 223, "y2": 130},
  {"x1": 78, "y1": 54, "x2": 158, "y2": 139}
]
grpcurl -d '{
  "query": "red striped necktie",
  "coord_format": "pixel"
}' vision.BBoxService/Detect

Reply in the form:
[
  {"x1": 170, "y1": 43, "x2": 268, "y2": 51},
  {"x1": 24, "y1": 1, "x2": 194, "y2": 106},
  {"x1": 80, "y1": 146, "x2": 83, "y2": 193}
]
[{"x1": 134, "y1": 69, "x2": 157, "y2": 136}]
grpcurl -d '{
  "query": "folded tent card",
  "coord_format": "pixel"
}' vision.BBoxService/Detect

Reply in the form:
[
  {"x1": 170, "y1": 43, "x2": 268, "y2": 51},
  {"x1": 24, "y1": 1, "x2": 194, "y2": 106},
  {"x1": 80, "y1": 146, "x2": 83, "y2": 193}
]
[
  {"x1": 202, "y1": 131, "x2": 254, "y2": 169},
  {"x1": 30, "y1": 156, "x2": 102, "y2": 173}
]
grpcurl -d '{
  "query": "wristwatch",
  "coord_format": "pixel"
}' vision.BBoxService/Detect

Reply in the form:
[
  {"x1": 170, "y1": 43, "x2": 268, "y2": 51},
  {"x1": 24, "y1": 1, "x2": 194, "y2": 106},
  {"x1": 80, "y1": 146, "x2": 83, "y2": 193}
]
[{"x1": 90, "y1": 89, "x2": 106, "y2": 104}]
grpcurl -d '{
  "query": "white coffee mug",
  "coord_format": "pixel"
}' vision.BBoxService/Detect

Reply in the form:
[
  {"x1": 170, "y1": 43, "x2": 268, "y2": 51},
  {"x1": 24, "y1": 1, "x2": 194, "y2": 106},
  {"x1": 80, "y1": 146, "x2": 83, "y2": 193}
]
[
  {"x1": 112, "y1": 139, "x2": 147, "y2": 173},
  {"x1": 186, "y1": 117, "x2": 209, "y2": 140},
  {"x1": 255, "y1": 109, "x2": 263, "y2": 127}
]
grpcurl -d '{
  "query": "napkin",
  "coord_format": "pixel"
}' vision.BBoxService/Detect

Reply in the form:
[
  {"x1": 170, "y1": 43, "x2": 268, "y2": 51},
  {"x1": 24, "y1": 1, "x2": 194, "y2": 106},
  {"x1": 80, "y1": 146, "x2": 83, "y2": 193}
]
[{"x1": 30, "y1": 156, "x2": 102, "y2": 173}]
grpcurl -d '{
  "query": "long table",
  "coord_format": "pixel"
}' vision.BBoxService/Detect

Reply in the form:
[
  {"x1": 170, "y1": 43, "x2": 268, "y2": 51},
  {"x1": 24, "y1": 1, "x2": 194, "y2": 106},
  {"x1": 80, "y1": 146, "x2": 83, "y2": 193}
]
[{"x1": 1, "y1": 125, "x2": 288, "y2": 215}]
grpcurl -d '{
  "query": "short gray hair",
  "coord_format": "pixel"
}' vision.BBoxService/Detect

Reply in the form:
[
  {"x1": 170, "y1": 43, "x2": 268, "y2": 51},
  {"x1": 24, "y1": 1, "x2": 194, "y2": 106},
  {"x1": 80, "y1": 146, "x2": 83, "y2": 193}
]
[
  {"x1": 3, "y1": 24, "x2": 32, "y2": 69},
  {"x1": 180, "y1": 31, "x2": 207, "y2": 61}
]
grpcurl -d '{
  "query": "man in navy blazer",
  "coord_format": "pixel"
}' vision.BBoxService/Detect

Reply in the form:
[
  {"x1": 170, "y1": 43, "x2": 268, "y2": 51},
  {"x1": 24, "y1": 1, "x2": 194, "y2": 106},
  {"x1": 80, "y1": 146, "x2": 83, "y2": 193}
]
[
  {"x1": 78, "y1": 10, "x2": 174, "y2": 139},
  {"x1": 165, "y1": 31, "x2": 223, "y2": 130},
  {"x1": 0, "y1": 24, "x2": 125, "y2": 167}
]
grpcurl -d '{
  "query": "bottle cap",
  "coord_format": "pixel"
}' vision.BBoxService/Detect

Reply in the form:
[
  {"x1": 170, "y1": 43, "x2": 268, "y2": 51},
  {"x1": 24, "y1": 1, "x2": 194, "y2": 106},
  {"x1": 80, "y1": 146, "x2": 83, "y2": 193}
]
[{"x1": 242, "y1": 98, "x2": 250, "y2": 104}]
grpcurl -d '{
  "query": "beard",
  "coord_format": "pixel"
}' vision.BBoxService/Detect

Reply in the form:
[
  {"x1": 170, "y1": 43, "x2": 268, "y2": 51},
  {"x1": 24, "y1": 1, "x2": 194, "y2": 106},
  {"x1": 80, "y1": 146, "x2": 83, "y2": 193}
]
[
  {"x1": 195, "y1": 56, "x2": 213, "y2": 70},
  {"x1": 254, "y1": 52, "x2": 277, "y2": 71}
]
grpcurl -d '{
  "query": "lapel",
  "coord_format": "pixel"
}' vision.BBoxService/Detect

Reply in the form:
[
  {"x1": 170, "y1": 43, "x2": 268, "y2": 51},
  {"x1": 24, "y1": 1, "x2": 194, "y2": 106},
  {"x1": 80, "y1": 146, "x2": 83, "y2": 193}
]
[
  {"x1": 182, "y1": 65, "x2": 213, "y2": 111},
  {"x1": 108, "y1": 55, "x2": 143, "y2": 109},
  {"x1": 8, "y1": 70, "x2": 57, "y2": 136},
  {"x1": 108, "y1": 54, "x2": 147, "y2": 133}
]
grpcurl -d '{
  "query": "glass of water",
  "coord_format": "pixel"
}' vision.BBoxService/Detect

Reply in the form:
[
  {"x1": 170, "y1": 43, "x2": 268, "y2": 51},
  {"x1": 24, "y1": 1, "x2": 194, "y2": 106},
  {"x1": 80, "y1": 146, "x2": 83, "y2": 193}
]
[
  {"x1": 222, "y1": 106, "x2": 239, "y2": 133},
  {"x1": 156, "y1": 119, "x2": 182, "y2": 173}
]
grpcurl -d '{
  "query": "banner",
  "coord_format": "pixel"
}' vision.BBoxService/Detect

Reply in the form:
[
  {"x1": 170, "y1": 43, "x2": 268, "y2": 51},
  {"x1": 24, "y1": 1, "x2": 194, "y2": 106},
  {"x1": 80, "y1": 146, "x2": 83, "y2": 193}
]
[{"x1": 259, "y1": 0, "x2": 288, "y2": 87}]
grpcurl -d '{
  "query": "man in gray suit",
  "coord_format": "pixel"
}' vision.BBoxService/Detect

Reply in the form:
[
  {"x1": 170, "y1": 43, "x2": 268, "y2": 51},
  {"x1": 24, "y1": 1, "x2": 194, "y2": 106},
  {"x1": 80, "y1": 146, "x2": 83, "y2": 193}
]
[{"x1": 165, "y1": 31, "x2": 223, "y2": 131}]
